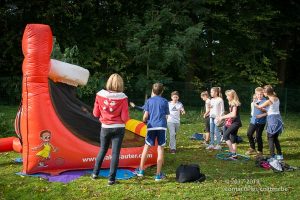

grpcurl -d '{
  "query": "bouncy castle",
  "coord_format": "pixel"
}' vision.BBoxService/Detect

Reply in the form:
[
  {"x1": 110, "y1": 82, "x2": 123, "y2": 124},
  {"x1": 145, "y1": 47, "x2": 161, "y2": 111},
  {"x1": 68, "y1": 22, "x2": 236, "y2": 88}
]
[{"x1": 0, "y1": 24, "x2": 157, "y2": 175}]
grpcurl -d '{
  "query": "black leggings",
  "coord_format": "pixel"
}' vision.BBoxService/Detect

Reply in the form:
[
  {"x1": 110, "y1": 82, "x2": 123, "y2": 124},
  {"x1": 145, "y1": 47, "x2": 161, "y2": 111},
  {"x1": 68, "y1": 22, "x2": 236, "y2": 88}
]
[
  {"x1": 223, "y1": 122, "x2": 240, "y2": 143},
  {"x1": 247, "y1": 123, "x2": 265, "y2": 152},
  {"x1": 267, "y1": 132, "x2": 282, "y2": 157}
]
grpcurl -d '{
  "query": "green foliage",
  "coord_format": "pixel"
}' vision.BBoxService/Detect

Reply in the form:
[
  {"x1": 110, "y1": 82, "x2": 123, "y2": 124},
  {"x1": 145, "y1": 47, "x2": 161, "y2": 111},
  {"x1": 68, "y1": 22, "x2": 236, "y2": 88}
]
[
  {"x1": 124, "y1": 5, "x2": 203, "y2": 92},
  {"x1": 0, "y1": 106, "x2": 18, "y2": 137},
  {"x1": 51, "y1": 38, "x2": 80, "y2": 65},
  {"x1": 0, "y1": 77, "x2": 22, "y2": 105},
  {"x1": 0, "y1": 0, "x2": 300, "y2": 94}
]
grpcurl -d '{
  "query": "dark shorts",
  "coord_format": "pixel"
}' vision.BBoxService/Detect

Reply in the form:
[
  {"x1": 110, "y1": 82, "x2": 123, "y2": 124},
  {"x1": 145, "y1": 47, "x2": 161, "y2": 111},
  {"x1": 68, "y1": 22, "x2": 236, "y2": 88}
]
[
  {"x1": 204, "y1": 116, "x2": 210, "y2": 132},
  {"x1": 145, "y1": 129, "x2": 166, "y2": 146}
]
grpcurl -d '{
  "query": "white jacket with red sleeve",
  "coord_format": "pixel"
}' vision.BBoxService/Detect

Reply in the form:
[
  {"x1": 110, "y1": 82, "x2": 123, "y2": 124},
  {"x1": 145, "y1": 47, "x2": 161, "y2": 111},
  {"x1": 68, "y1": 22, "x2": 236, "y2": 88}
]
[{"x1": 93, "y1": 89, "x2": 129, "y2": 128}]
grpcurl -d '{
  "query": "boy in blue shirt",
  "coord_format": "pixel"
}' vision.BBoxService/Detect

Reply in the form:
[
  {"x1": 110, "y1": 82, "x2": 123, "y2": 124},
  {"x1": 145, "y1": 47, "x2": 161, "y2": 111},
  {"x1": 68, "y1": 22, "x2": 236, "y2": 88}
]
[
  {"x1": 137, "y1": 83, "x2": 169, "y2": 181},
  {"x1": 246, "y1": 87, "x2": 267, "y2": 156}
]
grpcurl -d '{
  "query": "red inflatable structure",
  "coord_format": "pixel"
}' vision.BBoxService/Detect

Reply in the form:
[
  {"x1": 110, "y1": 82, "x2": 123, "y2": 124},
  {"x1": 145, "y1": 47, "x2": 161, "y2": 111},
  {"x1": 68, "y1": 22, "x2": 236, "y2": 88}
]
[{"x1": 0, "y1": 24, "x2": 157, "y2": 175}]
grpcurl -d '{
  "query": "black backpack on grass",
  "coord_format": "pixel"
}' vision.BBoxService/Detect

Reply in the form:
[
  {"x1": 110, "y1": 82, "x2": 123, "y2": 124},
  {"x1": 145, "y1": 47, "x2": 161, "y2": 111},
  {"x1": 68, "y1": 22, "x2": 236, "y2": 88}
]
[{"x1": 176, "y1": 164, "x2": 206, "y2": 183}]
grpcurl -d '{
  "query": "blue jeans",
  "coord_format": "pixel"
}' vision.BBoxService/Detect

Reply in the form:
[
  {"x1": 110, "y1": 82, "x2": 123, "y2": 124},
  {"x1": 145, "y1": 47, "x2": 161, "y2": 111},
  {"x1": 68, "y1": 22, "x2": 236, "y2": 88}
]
[
  {"x1": 209, "y1": 118, "x2": 221, "y2": 145},
  {"x1": 93, "y1": 127, "x2": 125, "y2": 181}
]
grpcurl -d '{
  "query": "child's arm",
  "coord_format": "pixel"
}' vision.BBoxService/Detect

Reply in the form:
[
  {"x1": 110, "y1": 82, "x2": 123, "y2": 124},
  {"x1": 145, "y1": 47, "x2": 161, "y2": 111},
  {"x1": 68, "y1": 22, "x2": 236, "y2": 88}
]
[
  {"x1": 121, "y1": 98, "x2": 130, "y2": 123},
  {"x1": 143, "y1": 111, "x2": 149, "y2": 123},
  {"x1": 130, "y1": 102, "x2": 144, "y2": 111},
  {"x1": 255, "y1": 99, "x2": 272, "y2": 110},
  {"x1": 93, "y1": 97, "x2": 101, "y2": 118},
  {"x1": 31, "y1": 143, "x2": 44, "y2": 151},
  {"x1": 49, "y1": 143, "x2": 58, "y2": 152},
  {"x1": 181, "y1": 105, "x2": 186, "y2": 115},
  {"x1": 256, "y1": 113, "x2": 267, "y2": 119},
  {"x1": 220, "y1": 98, "x2": 225, "y2": 116},
  {"x1": 203, "y1": 104, "x2": 210, "y2": 118},
  {"x1": 219, "y1": 106, "x2": 237, "y2": 120}
]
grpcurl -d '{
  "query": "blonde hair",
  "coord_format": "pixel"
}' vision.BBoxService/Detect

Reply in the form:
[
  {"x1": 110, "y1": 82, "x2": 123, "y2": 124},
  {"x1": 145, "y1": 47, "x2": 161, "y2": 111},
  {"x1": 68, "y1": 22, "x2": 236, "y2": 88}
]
[
  {"x1": 152, "y1": 83, "x2": 164, "y2": 95},
  {"x1": 211, "y1": 87, "x2": 222, "y2": 98},
  {"x1": 255, "y1": 87, "x2": 264, "y2": 93},
  {"x1": 200, "y1": 91, "x2": 209, "y2": 98},
  {"x1": 106, "y1": 73, "x2": 124, "y2": 92},
  {"x1": 225, "y1": 89, "x2": 241, "y2": 106}
]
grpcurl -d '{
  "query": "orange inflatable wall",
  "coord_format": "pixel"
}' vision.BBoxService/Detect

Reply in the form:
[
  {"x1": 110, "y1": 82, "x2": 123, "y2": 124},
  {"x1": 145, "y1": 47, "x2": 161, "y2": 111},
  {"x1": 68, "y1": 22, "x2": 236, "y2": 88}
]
[{"x1": 20, "y1": 24, "x2": 157, "y2": 175}]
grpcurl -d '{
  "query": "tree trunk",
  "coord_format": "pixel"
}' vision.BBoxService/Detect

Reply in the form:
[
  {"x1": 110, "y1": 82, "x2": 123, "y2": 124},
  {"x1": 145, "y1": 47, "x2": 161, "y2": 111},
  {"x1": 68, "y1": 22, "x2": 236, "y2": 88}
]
[{"x1": 277, "y1": 36, "x2": 289, "y2": 87}]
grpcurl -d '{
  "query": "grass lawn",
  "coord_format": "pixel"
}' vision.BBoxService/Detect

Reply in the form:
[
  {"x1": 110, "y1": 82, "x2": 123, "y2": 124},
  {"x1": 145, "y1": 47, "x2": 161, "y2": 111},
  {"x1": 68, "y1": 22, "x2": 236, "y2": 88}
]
[{"x1": 1, "y1": 106, "x2": 300, "y2": 200}]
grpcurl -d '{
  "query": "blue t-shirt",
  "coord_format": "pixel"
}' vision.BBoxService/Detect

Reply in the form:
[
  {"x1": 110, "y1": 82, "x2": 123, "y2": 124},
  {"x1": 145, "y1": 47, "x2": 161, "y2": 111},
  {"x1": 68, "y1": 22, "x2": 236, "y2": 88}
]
[
  {"x1": 250, "y1": 97, "x2": 267, "y2": 124},
  {"x1": 144, "y1": 96, "x2": 169, "y2": 130}
]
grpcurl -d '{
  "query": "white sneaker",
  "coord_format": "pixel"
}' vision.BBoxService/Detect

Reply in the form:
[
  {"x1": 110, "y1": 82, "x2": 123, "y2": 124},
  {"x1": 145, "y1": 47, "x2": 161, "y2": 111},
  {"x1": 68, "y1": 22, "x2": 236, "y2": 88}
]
[
  {"x1": 206, "y1": 145, "x2": 214, "y2": 150},
  {"x1": 214, "y1": 145, "x2": 222, "y2": 150},
  {"x1": 276, "y1": 155, "x2": 284, "y2": 160}
]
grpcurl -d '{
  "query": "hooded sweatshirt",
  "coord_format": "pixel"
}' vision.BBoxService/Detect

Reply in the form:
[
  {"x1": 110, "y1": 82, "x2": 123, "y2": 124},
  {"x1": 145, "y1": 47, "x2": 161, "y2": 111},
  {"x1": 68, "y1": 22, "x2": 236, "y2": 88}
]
[{"x1": 93, "y1": 89, "x2": 129, "y2": 128}]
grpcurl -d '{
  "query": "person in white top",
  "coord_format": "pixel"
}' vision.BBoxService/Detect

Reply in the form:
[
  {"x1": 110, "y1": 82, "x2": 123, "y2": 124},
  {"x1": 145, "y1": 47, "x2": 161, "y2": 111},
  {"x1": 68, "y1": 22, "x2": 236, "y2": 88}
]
[
  {"x1": 206, "y1": 87, "x2": 224, "y2": 150},
  {"x1": 167, "y1": 91, "x2": 185, "y2": 154},
  {"x1": 250, "y1": 93, "x2": 256, "y2": 117},
  {"x1": 255, "y1": 85, "x2": 283, "y2": 160},
  {"x1": 200, "y1": 91, "x2": 211, "y2": 144}
]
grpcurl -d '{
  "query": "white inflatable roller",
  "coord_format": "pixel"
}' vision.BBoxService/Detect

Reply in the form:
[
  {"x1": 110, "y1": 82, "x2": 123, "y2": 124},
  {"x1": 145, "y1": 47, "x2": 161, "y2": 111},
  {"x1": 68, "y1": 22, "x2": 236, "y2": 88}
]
[{"x1": 49, "y1": 59, "x2": 90, "y2": 86}]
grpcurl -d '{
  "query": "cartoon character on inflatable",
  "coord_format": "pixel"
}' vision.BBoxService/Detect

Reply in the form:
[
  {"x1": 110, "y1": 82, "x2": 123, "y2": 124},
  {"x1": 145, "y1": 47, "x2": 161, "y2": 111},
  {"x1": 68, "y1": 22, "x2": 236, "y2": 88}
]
[{"x1": 0, "y1": 24, "x2": 157, "y2": 175}]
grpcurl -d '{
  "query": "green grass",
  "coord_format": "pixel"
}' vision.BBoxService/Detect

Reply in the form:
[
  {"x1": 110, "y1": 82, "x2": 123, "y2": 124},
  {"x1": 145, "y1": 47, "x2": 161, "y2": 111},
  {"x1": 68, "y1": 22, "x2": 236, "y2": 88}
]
[{"x1": 1, "y1": 106, "x2": 300, "y2": 200}]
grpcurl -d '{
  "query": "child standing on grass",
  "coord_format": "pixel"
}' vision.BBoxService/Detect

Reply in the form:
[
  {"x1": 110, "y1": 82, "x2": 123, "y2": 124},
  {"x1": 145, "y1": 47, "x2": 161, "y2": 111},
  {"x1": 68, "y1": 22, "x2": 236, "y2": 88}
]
[
  {"x1": 246, "y1": 87, "x2": 267, "y2": 157},
  {"x1": 167, "y1": 91, "x2": 185, "y2": 154},
  {"x1": 206, "y1": 87, "x2": 224, "y2": 150},
  {"x1": 91, "y1": 73, "x2": 129, "y2": 186},
  {"x1": 217, "y1": 90, "x2": 242, "y2": 160},
  {"x1": 255, "y1": 85, "x2": 284, "y2": 160},
  {"x1": 200, "y1": 91, "x2": 210, "y2": 145},
  {"x1": 250, "y1": 94, "x2": 256, "y2": 117},
  {"x1": 137, "y1": 83, "x2": 169, "y2": 181}
]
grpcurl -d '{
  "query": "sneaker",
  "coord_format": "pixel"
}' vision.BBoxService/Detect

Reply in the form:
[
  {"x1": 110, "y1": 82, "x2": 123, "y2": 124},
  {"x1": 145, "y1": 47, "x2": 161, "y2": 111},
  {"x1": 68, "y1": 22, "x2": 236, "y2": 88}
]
[
  {"x1": 107, "y1": 180, "x2": 118, "y2": 186},
  {"x1": 275, "y1": 154, "x2": 284, "y2": 160},
  {"x1": 269, "y1": 158, "x2": 283, "y2": 172},
  {"x1": 229, "y1": 153, "x2": 238, "y2": 160},
  {"x1": 90, "y1": 173, "x2": 97, "y2": 180},
  {"x1": 155, "y1": 172, "x2": 166, "y2": 181},
  {"x1": 206, "y1": 145, "x2": 214, "y2": 150},
  {"x1": 137, "y1": 169, "x2": 145, "y2": 177},
  {"x1": 245, "y1": 148, "x2": 257, "y2": 155},
  {"x1": 170, "y1": 149, "x2": 176, "y2": 154},
  {"x1": 213, "y1": 145, "x2": 222, "y2": 150}
]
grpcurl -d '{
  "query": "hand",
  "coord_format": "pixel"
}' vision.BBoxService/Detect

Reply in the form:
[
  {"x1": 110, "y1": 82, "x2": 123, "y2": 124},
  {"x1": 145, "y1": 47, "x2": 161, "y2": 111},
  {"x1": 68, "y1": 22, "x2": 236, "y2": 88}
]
[
  {"x1": 129, "y1": 102, "x2": 135, "y2": 108},
  {"x1": 216, "y1": 116, "x2": 222, "y2": 121},
  {"x1": 53, "y1": 147, "x2": 58, "y2": 152},
  {"x1": 256, "y1": 114, "x2": 264, "y2": 119},
  {"x1": 181, "y1": 110, "x2": 185, "y2": 115}
]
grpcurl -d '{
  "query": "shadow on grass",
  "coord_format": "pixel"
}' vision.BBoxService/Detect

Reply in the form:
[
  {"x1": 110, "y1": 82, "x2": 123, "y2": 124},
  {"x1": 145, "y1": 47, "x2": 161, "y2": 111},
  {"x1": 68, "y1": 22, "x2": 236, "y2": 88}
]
[
  {"x1": 283, "y1": 152, "x2": 300, "y2": 160},
  {"x1": 0, "y1": 160, "x2": 19, "y2": 167},
  {"x1": 161, "y1": 145, "x2": 292, "y2": 183},
  {"x1": 280, "y1": 137, "x2": 300, "y2": 143}
]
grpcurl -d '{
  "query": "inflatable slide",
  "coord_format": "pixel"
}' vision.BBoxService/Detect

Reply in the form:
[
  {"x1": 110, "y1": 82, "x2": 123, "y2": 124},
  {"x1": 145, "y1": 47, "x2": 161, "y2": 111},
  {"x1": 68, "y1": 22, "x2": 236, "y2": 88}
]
[{"x1": 0, "y1": 24, "x2": 157, "y2": 175}]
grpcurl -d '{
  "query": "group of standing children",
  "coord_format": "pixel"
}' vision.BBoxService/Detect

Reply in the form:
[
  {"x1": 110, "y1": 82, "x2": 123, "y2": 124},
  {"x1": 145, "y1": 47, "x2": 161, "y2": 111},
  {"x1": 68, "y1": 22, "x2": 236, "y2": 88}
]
[
  {"x1": 90, "y1": 73, "x2": 284, "y2": 185},
  {"x1": 200, "y1": 85, "x2": 283, "y2": 160},
  {"x1": 201, "y1": 87, "x2": 242, "y2": 160},
  {"x1": 91, "y1": 74, "x2": 186, "y2": 184},
  {"x1": 135, "y1": 85, "x2": 185, "y2": 180}
]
